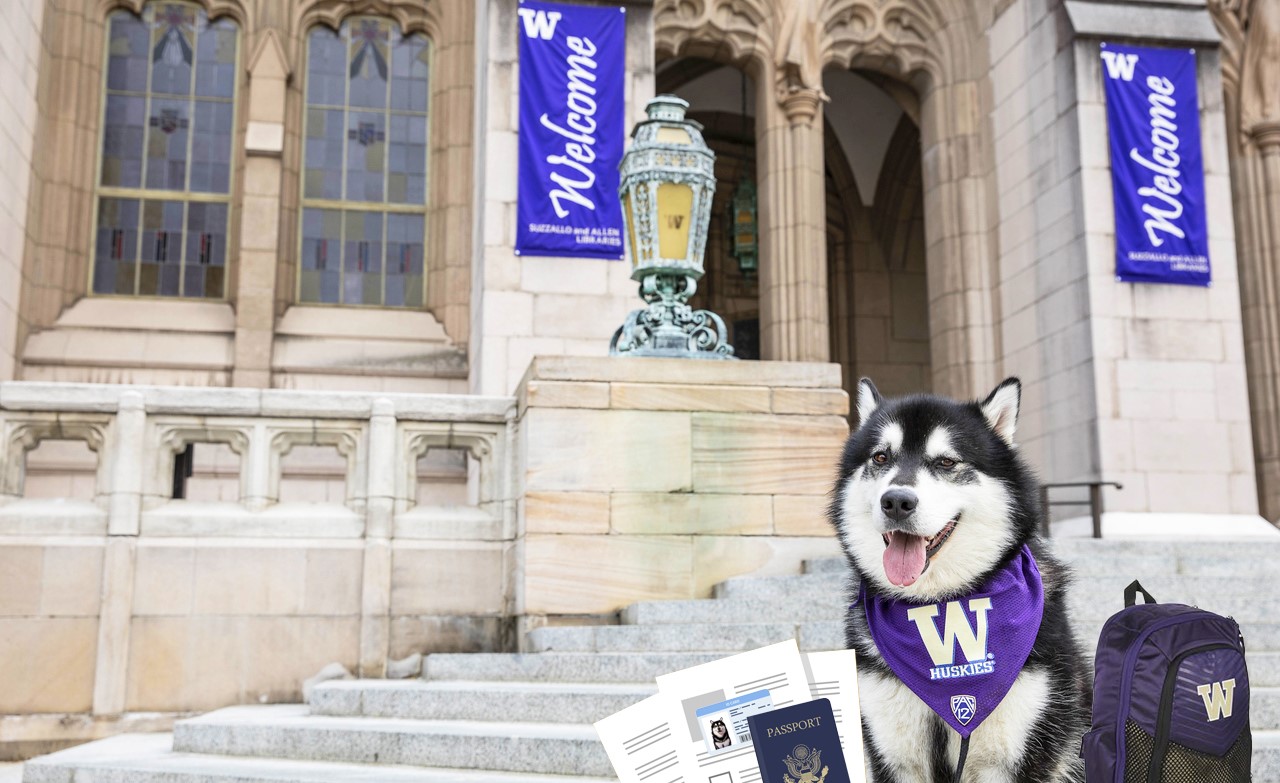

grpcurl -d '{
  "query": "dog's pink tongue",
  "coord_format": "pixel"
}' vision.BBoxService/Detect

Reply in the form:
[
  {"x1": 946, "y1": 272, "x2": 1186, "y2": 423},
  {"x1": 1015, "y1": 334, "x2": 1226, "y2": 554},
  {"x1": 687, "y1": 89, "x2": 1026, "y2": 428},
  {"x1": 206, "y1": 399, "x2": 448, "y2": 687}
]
[{"x1": 883, "y1": 532, "x2": 927, "y2": 586}]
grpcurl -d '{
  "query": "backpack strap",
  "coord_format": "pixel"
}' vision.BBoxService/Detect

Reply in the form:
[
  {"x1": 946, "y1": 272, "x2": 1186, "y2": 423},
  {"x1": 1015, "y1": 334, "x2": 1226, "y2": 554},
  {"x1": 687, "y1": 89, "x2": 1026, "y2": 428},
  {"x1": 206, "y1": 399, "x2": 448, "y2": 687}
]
[{"x1": 1124, "y1": 580, "x2": 1157, "y2": 607}]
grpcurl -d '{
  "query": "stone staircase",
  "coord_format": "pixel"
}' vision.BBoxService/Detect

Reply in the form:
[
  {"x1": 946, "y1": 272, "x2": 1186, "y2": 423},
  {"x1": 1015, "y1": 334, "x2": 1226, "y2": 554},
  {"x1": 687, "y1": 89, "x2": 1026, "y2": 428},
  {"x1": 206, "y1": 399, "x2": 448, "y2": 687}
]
[{"x1": 23, "y1": 538, "x2": 1280, "y2": 782}]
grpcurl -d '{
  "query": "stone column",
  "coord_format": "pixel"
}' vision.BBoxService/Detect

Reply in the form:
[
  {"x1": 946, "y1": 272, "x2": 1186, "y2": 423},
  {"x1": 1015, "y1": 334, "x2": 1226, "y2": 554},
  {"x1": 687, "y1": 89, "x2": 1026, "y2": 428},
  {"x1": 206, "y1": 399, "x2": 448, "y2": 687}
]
[
  {"x1": 359, "y1": 398, "x2": 396, "y2": 676},
  {"x1": 232, "y1": 32, "x2": 289, "y2": 388},
  {"x1": 92, "y1": 391, "x2": 145, "y2": 715},
  {"x1": 1245, "y1": 123, "x2": 1280, "y2": 519},
  {"x1": 756, "y1": 75, "x2": 830, "y2": 363}
]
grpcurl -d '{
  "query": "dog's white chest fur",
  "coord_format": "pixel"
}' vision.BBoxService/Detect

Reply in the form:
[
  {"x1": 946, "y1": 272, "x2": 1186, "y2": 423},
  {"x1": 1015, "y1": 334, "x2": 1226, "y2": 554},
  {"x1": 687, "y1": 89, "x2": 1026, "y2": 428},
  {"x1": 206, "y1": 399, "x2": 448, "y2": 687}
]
[{"x1": 859, "y1": 667, "x2": 1051, "y2": 782}]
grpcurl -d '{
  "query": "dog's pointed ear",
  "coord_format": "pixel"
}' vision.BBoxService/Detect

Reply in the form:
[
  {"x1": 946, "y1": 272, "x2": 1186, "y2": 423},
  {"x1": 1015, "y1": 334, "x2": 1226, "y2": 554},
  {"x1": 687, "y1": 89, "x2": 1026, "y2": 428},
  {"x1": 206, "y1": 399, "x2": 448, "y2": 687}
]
[
  {"x1": 981, "y1": 377, "x2": 1021, "y2": 445},
  {"x1": 856, "y1": 378, "x2": 882, "y2": 427}
]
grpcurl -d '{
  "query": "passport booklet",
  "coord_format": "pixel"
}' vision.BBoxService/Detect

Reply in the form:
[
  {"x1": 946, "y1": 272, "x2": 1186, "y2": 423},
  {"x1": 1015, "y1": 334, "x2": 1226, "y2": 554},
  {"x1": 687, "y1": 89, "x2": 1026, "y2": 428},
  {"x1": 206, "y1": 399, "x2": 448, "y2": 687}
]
[
  {"x1": 594, "y1": 641, "x2": 866, "y2": 783},
  {"x1": 746, "y1": 699, "x2": 851, "y2": 783}
]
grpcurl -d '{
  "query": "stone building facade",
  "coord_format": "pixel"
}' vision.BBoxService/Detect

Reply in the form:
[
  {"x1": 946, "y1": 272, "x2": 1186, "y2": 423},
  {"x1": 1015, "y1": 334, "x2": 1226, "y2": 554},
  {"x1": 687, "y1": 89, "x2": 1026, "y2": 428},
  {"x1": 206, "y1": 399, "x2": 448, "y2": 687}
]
[{"x1": 0, "y1": 0, "x2": 1278, "y2": 755}]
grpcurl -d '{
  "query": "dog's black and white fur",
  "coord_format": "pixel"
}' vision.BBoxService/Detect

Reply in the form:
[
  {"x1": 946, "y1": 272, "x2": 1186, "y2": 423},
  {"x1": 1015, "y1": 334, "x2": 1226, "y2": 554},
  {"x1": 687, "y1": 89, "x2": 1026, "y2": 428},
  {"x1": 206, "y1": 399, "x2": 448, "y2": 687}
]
[{"x1": 830, "y1": 378, "x2": 1091, "y2": 783}]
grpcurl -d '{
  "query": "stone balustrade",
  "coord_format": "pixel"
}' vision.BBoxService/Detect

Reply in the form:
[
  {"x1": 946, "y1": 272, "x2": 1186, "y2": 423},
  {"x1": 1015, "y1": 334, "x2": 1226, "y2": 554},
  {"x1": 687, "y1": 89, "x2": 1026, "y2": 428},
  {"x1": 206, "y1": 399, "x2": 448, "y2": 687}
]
[{"x1": 0, "y1": 382, "x2": 517, "y2": 739}]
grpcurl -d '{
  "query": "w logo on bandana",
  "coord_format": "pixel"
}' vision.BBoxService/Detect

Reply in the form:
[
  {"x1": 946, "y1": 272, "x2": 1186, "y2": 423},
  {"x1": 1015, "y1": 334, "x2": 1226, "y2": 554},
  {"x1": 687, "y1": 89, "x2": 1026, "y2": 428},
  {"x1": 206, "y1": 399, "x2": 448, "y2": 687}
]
[
  {"x1": 906, "y1": 598, "x2": 995, "y2": 679},
  {"x1": 950, "y1": 695, "x2": 977, "y2": 726}
]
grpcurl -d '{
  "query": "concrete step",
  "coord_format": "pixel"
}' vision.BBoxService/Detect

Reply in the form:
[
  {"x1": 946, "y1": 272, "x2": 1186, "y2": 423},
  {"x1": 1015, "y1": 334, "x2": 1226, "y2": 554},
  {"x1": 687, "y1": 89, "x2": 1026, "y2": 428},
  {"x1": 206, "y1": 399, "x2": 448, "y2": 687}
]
[
  {"x1": 803, "y1": 558, "x2": 847, "y2": 575},
  {"x1": 713, "y1": 573, "x2": 846, "y2": 601},
  {"x1": 527, "y1": 622, "x2": 801, "y2": 653},
  {"x1": 310, "y1": 679, "x2": 653, "y2": 723},
  {"x1": 713, "y1": 571, "x2": 1269, "y2": 606},
  {"x1": 1256, "y1": 730, "x2": 1280, "y2": 781},
  {"x1": 526, "y1": 621, "x2": 842, "y2": 654},
  {"x1": 423, "y1": 651, "x2": 723, "y2": 683},
  {"x1": 23, "y1": 732, "x2": 617, "y2": 783},
  {"x1": 622, "y1": 595, "x2": 844, "y2": 625},
  {"x1": 171, "y1": 706, "x2": 611, "y2": 777},
  {"x1": 1050, "y1": 538, "x2": 1280, "y2": 558},
  {"x1": 1257, "y1": 687, "x2": 1280, "y2": 731}
]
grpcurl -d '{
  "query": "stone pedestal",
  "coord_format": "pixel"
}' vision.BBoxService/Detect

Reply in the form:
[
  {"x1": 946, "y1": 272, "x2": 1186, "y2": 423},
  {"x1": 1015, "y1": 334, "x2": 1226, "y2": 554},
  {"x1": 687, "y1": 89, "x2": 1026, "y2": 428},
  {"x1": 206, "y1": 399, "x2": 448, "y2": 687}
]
[{"x1": 511, "y1": 356, "x2": 848, "y2": 641}]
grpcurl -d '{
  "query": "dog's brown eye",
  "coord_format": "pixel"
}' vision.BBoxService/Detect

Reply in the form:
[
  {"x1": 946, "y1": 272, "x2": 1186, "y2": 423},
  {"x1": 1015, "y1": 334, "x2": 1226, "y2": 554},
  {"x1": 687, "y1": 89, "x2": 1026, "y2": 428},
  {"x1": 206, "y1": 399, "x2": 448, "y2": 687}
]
[
  {"x1": 872, "y1": 451, "x2": 889, "y2": 465},
  {"x1": 937, "y1": 457, "x2": 957, "y2": 469}
]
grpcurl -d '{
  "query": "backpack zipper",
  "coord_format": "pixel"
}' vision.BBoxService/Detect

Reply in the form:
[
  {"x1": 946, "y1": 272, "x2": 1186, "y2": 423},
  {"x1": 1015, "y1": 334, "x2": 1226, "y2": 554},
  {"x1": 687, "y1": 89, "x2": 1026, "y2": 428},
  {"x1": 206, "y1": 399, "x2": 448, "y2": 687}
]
[
  {"x1": 1145, "y1": 642, "x2": 1236, "y2": 783},
  {"x1": 1113, "y1": 610, "x2": 1221, "y2": 783}
]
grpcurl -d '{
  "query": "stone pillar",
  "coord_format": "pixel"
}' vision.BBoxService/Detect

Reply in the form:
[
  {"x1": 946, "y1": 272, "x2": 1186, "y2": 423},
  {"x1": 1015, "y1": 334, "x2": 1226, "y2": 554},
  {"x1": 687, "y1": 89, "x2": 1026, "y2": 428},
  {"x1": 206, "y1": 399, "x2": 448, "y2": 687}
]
[
  {"x1": 1244, "y1": 123, "x2": 1280, "y2": 519},
  {"x1": 359, "y1": 398, "x2": 396, "y2": 676},
  {"x1": 232, "y1": 32, "x2": 289, "y2": 388},
  {"x1": 756, "y1": 75, "x2": 830, "y2": 363},
  {"x1": 92, "y1": 391, "x2": 145, "y2": 715}
]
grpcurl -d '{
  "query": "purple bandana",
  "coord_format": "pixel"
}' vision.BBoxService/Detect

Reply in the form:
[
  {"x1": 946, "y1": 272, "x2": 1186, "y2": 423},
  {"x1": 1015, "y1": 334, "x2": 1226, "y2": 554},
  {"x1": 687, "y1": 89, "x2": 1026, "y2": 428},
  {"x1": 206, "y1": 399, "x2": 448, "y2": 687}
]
[{"x1": 860, "y1": 544, "x2": 1044, "y2": 737}]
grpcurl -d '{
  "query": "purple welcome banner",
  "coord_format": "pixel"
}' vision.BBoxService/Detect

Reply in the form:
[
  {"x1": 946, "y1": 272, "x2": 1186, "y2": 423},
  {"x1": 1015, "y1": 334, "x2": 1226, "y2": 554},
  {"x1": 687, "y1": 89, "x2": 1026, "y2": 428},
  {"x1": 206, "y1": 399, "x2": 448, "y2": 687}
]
[
  {"x1": 1102, "y1": 42, "x2": 1210, "y2": 286},
  {"x1": 515, "y1": 0, "x2": 625, "y2": 259}
]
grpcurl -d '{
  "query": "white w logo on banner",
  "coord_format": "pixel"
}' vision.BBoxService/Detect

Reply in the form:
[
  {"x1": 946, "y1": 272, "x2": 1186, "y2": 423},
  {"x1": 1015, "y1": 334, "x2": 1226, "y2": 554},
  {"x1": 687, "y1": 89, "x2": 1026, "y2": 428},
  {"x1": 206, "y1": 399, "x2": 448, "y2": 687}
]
[
  {"x1": 518, "y1": 8, "x2": 562, "y2": 40},
  {"x1": 1196, "y1": 679, "x2": 1237, "y2": 722},
  {"x1": 906, "y1": 598, "x2": 993, "y2": 666},
  {"x1": 1101, "y1": 50, "x2": 1139, "y2": 81}
]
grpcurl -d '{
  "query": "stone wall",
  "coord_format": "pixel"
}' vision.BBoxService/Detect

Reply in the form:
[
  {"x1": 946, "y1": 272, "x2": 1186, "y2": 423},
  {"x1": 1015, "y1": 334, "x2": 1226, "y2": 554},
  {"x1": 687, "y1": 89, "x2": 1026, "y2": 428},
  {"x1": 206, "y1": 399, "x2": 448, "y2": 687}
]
[
  {"x1": 471, "y1": 0, "x2": 655, "y2": 396},
  {"x1": 0, "y1": 0, "x2": 45, "y2": 381},
  {"x1": 987, "y1": 0, "x2": 1258, "y2": 518},
  {"x1": 512, "y1": 356, "x2": 847, "y2": 640}
]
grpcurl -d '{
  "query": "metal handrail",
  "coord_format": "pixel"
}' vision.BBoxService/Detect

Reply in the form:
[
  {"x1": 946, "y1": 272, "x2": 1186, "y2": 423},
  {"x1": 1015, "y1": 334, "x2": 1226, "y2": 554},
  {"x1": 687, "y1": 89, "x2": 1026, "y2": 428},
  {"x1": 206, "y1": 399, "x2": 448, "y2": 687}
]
[{"x1": 1039, "y1": 481, "x2": 1124, "y2": 538}]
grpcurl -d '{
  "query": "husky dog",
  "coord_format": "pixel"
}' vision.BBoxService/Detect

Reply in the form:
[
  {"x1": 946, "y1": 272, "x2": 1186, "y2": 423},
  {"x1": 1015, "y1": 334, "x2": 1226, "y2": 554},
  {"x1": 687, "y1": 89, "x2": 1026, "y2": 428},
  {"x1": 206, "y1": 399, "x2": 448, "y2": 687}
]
[
  {"x1": 710, "y1": 719, "x2": 732, "y2": 749},
  {"x1": 831, "y1": 378, "x2": 1090, "y2": 783}
]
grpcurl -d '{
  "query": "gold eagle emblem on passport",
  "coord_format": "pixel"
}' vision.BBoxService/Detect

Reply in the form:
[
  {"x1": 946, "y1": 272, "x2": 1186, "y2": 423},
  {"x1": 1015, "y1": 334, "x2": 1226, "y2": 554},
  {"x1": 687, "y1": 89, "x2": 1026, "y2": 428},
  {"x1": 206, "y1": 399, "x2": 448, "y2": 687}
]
[{"x1": 782, "y1": 744, "x2": 828, "y2": 783}]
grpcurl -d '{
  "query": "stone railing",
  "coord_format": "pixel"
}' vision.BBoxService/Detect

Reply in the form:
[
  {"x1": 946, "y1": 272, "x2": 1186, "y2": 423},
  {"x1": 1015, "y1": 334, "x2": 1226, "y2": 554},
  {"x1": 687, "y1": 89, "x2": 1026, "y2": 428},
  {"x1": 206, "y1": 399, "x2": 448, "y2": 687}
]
[{"x1": 0, "y1": 382, "x2": 516, "y2": 725}]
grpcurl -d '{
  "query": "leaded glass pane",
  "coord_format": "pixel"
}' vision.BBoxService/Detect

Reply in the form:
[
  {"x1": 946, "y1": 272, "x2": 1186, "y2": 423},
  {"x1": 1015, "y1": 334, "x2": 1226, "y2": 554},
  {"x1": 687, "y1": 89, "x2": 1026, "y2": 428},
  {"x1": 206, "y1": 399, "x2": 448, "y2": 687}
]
[
  {"x1": 106, "y1": 13, "x2": 149, "y2": 92},
  {"x1": 190, "y1": 99, "x2": 233, "y2": 193},
  {"x1": 94, "y1": 198, "x2": 140, "y2": 294},
  {"x1": 194, "y1": 17, "x2": 236, "y2": 98},
  {"x1": 387, "y1": 113, "x2": 426, "y2": 205},
  {"x1": 345, "y1": 111, "x2": 386, "y2": 202},
  {"x1": 139, "y1": 199, "x2": 185, "y2": 296},
  {"x1": 149, "y1": 4, "x2": 196, "y2": 96},
  {"x1": 145, "y1": 97, "x2": 190, "y2": 190},
  {"x1": 101, "y1": 95, "x2": 146, "y2": 188},
  {"x1": 306, "y1": 27, "x2": 346, "y2": 106},
  {"x1": 300, "y1": 17, "x2": 429, "y2": 307},
  {"x1": 390, "y1": 34, "x2": 428, "y2": 112},
  {"x1": 347, "y1": 19, "x2": 389, "y2": 110},
  {"x1": 304, "y1": 108, "x2": 345, "y2": 199},
  {"x1": 300, "y1": 208, "x2": 342, "y2": 303},
  {"x1": 385, "y1": 213, "x2": 424, "y2": 307},
  {"x1": 343, "y1": 210, "x2": 384, "y2": 305},
  {"x1": 184, "y1": 201, "x2": 227, "y2": 297}
]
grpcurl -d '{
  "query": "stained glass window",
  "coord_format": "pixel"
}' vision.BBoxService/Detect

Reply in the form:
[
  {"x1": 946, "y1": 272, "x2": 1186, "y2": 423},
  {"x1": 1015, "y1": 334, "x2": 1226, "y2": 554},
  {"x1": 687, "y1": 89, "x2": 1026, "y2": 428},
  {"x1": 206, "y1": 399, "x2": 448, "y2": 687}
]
[
  {"x1": 300, "y1": 18, "x2": 429, "y2": 307},
  {"x1": 93, "y1": 3, "x2": 237, "y2": 299}
]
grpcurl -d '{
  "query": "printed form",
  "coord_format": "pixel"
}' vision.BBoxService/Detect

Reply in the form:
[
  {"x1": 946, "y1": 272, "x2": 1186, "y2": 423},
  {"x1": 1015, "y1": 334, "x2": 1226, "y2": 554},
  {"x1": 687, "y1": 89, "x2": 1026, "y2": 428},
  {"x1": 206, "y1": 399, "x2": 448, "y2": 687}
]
[
  {"x1": 597, "y1": 694, "x2": 687, "y2": 783},
  {"x1": 595, "y1": 640, "x2": 866, "y2": 783}
]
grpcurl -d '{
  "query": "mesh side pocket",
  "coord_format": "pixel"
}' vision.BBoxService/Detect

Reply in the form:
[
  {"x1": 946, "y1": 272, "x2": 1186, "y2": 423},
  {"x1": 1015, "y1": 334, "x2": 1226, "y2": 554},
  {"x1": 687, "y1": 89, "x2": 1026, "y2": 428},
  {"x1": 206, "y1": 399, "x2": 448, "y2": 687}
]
[
  {"x1": 1159, "y1": 727, "x2": 1251, "y2": 783},
  {"x1": 1124, "y1": 720, "x2": 1154, "y2": 780}
]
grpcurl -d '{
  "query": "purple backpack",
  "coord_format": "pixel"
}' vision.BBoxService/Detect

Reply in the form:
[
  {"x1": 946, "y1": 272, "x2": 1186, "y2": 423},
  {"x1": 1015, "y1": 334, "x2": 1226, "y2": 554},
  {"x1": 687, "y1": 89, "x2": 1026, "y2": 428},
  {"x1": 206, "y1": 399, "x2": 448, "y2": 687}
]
[{"x1": 1081, "y1": 580, "x2": 1252, "y2": 782}]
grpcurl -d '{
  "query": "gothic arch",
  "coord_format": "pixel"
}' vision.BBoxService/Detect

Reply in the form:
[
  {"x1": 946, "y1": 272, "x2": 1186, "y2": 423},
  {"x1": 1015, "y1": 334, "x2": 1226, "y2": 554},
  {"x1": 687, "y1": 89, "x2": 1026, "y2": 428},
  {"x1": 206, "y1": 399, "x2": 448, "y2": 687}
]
[
  {"x1": 654, "y1": 0, "x2": 775, "y2": 73},
  {"x1": 296, "y1": 0, "x2": 443, "y2": 42},
  {"x1": 100, "y1": 0, "x2": 252, "y2": 28}
]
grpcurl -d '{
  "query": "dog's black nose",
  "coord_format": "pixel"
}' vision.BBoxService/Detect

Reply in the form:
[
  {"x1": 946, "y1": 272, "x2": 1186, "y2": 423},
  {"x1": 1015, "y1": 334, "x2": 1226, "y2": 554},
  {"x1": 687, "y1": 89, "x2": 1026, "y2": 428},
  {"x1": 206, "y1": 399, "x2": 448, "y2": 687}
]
[{"x1": 880, "y1": 488, "x2": 918, "y2": 521}]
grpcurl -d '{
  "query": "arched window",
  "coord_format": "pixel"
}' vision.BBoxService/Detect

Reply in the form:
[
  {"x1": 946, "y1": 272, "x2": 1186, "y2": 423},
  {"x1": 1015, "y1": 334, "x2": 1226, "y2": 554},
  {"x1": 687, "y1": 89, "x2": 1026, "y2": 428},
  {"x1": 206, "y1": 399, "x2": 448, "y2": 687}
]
[
  {"x1": 93, "y1": 2, "x2": 239, "y2": 298},
  {"x1": 299, "y1": 18, "x2": 430, "y2": 308}
]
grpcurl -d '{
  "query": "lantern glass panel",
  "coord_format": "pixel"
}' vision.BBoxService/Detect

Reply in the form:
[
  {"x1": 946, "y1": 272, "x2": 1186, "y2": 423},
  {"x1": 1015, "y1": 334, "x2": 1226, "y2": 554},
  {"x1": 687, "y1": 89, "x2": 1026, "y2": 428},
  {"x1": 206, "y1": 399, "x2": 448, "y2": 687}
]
[
  {"x1": 657, "y1": 182, "x2": 693, "y2": 260},
  {"x1": 622, "y1": 190, "x2": 641, "y2": 268}
]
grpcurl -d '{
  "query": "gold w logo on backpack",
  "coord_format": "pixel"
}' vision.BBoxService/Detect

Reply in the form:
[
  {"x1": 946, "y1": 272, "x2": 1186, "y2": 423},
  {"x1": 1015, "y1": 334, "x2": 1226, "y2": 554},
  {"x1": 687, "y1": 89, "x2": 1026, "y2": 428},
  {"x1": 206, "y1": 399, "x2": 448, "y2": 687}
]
[{"x1": 1195, "y1": 679, "x2": 1237, "y2": 721}]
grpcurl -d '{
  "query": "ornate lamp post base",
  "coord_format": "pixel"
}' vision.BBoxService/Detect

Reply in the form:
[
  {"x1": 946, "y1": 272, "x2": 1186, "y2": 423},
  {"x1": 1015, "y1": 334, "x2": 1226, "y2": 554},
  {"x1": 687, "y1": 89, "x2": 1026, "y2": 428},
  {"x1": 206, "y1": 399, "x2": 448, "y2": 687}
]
[{"x1": 609, "y1": 273, "x2": 736, "y2": 359}]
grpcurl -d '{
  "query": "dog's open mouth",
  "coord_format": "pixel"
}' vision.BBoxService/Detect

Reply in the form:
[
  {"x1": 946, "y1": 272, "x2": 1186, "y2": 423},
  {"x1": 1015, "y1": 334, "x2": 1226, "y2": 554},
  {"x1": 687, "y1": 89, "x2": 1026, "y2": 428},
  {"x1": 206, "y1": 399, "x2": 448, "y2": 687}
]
[{"x1": 881, "y1": 516, "x2": 959, "y2": 587}]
